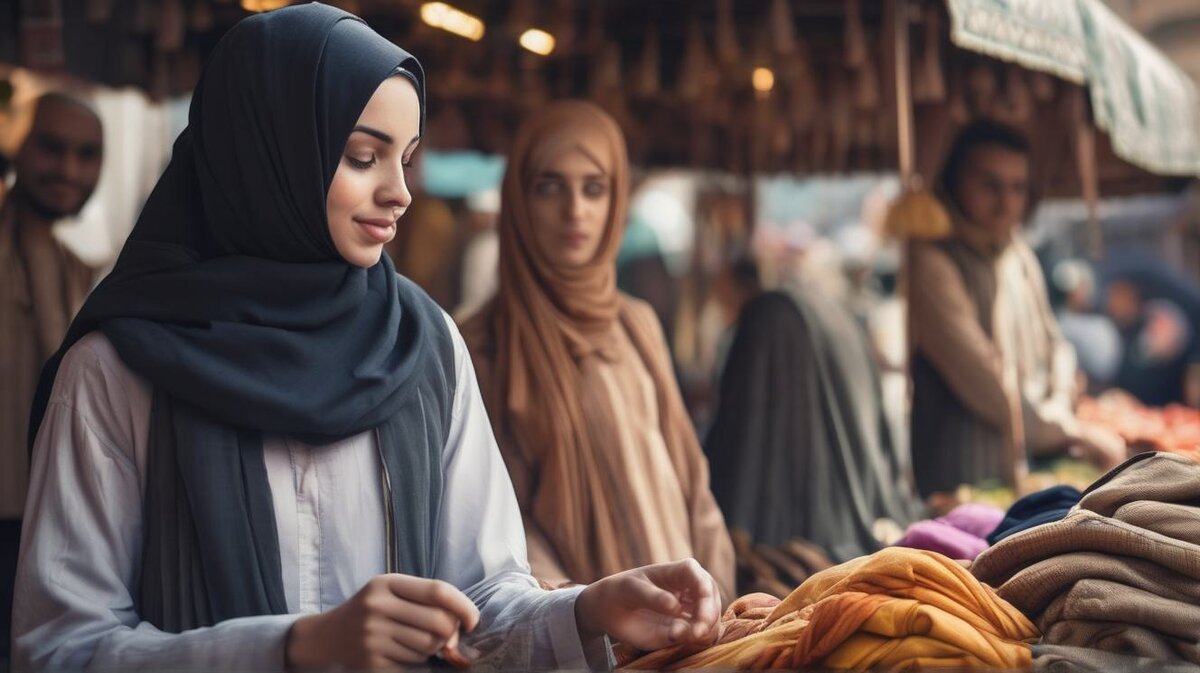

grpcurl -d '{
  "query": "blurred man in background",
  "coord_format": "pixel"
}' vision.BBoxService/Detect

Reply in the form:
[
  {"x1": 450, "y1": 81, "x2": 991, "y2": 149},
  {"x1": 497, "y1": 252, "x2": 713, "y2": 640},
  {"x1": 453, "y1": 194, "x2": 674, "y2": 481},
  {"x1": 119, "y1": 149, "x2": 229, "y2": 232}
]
[{"x1": 1, "y1": 92, "x2": 101, "y2": 662}]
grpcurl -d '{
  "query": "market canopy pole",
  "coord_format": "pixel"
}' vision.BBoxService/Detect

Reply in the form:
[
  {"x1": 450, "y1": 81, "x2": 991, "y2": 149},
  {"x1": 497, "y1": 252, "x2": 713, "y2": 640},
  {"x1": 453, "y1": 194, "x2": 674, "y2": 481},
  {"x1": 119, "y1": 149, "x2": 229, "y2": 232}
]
[
  {"x1": 893, "y1": 0, "x2": 915, "y2": 189},
  {"x1": 1069, "y1": 88, "x2": 1104, "y2": 260},
  {"x1": 891, "y1": 0, "x2": 918, "y2": 412}
]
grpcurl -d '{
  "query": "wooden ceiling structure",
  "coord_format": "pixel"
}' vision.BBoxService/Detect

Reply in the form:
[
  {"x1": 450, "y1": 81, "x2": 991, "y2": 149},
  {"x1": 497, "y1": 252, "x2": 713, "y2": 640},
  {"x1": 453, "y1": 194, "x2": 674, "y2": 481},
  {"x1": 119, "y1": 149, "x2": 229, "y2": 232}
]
[{"x1": 0, "y1": 0, "x2": 1192, "y2": 197}]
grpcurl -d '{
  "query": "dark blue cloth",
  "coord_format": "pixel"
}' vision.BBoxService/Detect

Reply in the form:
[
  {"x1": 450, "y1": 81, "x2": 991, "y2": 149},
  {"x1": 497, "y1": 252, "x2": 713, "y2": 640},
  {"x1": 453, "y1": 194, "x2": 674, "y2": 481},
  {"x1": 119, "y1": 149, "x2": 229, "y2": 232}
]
[{"x1": 987, "y1": 485, "x2": 1083, "y2": 545}]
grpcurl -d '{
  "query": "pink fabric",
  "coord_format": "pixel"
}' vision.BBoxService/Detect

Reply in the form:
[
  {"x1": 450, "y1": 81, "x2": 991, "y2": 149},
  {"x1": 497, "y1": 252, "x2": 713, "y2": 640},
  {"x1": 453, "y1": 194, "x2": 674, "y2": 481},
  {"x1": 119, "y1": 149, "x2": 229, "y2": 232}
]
[
  {"x1": 895, "y1": 503, "x2": 1005, "y2": 560},
  {"x1": 896, "y1": 520, "x2": 988, "y2": 560},
  {"x1": 939, "y1": 503, "x2": 1006, "y2": 538}
]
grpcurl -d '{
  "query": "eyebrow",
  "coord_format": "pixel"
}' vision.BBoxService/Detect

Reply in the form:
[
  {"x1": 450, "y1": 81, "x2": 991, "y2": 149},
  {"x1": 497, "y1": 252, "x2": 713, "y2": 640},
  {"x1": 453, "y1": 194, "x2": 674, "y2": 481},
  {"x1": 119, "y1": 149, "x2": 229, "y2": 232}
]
[
  {"x1": 536, "y1": 170, "x2": 608, "y2": 180},
  {"x1": 352, "y1": 126, "x2": 420, "y2": 157},
  {"x1": 351, "y1": 125, "x2": 393, "y2": 144}
]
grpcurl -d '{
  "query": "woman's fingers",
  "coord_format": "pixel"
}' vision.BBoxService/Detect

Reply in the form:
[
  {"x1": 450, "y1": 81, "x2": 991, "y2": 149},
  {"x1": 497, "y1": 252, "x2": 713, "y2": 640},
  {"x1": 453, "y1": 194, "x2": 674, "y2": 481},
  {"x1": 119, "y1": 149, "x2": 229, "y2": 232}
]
[{"x1": 385, "y1": 576, "x2": 480, "y2": 631}]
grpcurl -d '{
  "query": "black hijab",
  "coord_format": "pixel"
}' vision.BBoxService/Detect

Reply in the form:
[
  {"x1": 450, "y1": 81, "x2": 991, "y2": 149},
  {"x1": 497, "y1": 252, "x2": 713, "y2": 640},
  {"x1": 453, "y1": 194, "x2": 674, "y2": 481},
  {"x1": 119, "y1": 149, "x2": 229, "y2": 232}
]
[{"x1": 29, "y1": 2, "x2": 456, "y2": 631}]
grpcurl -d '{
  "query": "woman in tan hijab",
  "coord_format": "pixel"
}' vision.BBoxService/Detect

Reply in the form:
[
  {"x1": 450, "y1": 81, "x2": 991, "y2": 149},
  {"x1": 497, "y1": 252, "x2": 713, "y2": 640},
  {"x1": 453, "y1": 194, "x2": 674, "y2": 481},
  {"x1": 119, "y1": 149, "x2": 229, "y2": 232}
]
[{"x1": 459, "y1": 101, "x2": 735, "y2": 600}]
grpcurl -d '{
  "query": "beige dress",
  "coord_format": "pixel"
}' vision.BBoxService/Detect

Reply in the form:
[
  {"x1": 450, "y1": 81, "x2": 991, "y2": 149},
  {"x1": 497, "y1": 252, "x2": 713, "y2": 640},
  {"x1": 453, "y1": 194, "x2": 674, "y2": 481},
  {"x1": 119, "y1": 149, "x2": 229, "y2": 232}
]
[{"x1": 461, "y1": 297, "x2": 736, "y2": 600}]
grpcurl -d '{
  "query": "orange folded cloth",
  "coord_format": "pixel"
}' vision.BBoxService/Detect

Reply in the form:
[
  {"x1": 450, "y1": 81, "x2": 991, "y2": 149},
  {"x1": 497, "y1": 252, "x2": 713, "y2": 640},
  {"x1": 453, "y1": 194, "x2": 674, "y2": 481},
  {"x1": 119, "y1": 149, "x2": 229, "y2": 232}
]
[{"x1": 624, "y1": 548, "x2": 1037, "y2": 671}]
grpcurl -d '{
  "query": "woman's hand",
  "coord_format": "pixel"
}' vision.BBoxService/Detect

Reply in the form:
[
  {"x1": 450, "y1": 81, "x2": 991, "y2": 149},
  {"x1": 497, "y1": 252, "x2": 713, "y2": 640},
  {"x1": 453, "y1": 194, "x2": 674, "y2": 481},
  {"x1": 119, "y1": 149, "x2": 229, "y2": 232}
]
[
  {"x1": 285, "y1": 574, "x2": 480, "y2": 670},
  {"x1": 574, "y1": 559, "x2": 721, "y2": 652}
]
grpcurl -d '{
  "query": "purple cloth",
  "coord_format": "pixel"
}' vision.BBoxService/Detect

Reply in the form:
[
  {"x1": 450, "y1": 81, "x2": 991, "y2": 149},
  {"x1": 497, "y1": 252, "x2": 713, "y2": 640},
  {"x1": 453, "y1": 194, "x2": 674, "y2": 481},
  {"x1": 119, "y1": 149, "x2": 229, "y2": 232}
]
[
  {"x1": 896, "y1": 520, "x2": 988, "y2": 560},
  {"x1": 895, "y1": 503, "x2": 1006, "y2": 560},
  {"x1": 938, "y1": 503, "x2": 1006, "y2": 538}
]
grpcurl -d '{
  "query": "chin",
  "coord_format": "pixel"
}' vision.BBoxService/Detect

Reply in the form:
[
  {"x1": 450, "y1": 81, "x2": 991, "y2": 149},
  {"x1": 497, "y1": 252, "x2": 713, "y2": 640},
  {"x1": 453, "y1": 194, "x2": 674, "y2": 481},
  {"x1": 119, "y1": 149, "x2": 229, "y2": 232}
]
[
  {"x1": 347, "y1": 247, "x2": 384, "y2": 268},
  {"x1": 555, "y1": 255, "x2": 591, "y2": 269}
]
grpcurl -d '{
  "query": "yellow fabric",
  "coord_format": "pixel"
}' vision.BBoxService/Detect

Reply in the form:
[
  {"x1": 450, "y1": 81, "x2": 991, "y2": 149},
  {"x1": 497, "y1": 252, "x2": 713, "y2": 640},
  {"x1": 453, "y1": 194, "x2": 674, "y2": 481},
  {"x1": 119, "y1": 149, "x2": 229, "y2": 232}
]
[
  {"x1": 775, "y1": 547, "x2": 1037, "y2": 640},
  {"x1": 822, "y1": 599, "x2": 1033, "y2": 670},
  {"x1": 625, "y1": 548, "x2": 1037, "y2": 671}
]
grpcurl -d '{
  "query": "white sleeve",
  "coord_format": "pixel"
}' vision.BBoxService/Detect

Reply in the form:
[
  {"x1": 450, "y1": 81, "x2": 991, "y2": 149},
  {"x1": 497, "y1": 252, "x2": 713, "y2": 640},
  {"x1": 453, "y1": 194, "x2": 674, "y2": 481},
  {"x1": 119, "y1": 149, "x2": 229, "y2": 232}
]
[
  {"x1": 12, "y1": 340, "x2": 299, "y2": 671},
  {"x1": 434, "y1": 313, "x2": 612, "y2": 671}
]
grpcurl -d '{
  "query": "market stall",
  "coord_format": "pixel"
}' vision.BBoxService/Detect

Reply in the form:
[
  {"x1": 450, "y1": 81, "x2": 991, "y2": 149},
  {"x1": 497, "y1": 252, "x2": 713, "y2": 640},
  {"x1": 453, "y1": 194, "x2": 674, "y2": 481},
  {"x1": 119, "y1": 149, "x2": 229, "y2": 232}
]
[{"x1": 3, "y1": 2, "x2": 1200, "y2": 670}]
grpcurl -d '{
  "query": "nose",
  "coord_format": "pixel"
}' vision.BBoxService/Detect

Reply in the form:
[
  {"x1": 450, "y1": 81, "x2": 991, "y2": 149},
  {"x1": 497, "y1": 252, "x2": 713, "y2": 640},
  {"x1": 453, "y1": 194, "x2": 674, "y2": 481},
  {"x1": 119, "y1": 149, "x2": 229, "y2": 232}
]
[
  {"x1": 377, "y1": 163, "x2": 412, "y2": 213},
  {"x1": 60, "y1": 150, "x2": 84, "y2": 184},
  {"x1": 1003, "y1": 187, "x2": 1026, "y2": 219},
  {"x1": 564, "y1": 186, "x2": 586, "y2": 222}
]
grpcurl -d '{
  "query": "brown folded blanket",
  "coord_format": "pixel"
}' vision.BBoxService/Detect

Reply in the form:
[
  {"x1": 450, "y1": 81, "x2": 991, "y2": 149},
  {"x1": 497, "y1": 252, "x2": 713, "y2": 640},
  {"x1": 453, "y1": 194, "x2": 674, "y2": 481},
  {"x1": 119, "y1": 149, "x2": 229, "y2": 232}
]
[
  {"x1": 1077, "y1": 452, "x2": 1200, "y2": 519},
  {"x1": 992, "y1": 550, "x2": 1200, "y2": 617},
  {"x1": 1034, "y1": 643, "x2": 1200, "y2": 672},
  {"x1": 1038, "y1": 579, "x2": 1200, "y2": 645},
  {"x1": 972, "y1": 510, "x2": 1200, "y2": 587}
]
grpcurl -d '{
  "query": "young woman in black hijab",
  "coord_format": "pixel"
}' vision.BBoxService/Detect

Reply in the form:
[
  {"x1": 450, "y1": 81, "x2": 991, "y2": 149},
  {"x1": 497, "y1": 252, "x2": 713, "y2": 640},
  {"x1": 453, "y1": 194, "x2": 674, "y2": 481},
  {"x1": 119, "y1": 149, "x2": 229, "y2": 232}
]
[{"x1": 12, "y1": 4, "x2": 719, "y2": 670}]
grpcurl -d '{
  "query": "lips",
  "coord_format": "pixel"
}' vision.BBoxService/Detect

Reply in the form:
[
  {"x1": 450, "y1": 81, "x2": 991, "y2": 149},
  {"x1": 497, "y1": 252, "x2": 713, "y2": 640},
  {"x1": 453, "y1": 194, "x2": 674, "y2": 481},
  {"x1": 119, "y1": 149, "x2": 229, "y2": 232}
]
[
  {"x1": 45, "y1": 182, "x2": 83, "y2": 203},
  {"x1": 354, "y1": 216, "x2": 396, "y2": 244},
  {"x1": 561, "y1": 231, "x2": 590, "y2": 248}
]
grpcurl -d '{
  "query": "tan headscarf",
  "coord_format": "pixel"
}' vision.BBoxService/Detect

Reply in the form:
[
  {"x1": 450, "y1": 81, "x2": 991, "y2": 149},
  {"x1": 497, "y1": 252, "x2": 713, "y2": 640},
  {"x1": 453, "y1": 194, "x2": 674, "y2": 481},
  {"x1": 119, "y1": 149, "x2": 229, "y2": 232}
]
[
  {"x1": 470, "y1": 101, "x2": 731, "y2": 589},
  {"x1": 495, "y1": 101, "x2": 628, "y2": 375}
]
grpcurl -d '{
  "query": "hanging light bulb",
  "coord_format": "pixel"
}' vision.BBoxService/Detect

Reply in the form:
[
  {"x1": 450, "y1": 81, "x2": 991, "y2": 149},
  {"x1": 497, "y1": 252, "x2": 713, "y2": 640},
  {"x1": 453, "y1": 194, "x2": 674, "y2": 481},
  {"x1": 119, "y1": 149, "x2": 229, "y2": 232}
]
[
  {"x1": 241, "y1": 0, "x2": 290, "y2": 12},
  {"x1": 519, "y1": 28, "x2": 555, "y2": 56},
  {"x1": 419, "y1": 2, "x2": 485, "y2": 42},
  {"x1": 753, "y1": 67, "x2": 775, "y2": 95}
]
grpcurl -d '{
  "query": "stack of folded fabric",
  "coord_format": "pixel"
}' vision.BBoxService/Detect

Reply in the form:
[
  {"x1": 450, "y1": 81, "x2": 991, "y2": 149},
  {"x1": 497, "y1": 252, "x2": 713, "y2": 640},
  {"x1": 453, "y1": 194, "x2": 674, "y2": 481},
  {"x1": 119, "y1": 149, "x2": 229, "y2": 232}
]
[
  {"x1": 894, "y1": 503, "x2": 1005, "y2": 560},
  {"x1": 624, "y1": 547, "x2": 1038, "y2": 670},
  {"x1": 973, "y1": 452, "x2": 1200, "y2": 665},
  {"x1": 1033, "y1": 644, "x2": 1200, "y2": 672}
]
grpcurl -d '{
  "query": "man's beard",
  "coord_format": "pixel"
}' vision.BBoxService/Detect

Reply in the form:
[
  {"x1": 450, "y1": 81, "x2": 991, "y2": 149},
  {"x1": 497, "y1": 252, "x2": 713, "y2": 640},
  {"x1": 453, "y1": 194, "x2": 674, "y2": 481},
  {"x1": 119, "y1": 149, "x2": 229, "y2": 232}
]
[{"x1": 13, "y1": 183, "x2": 87, "y2": 222}]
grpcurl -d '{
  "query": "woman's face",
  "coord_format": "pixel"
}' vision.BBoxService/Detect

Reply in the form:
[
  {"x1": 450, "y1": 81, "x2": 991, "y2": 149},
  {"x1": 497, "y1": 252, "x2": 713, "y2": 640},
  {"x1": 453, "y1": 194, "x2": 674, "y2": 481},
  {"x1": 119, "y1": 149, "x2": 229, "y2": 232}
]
[
  {"x1": 527, "y1": 147, "x2": 612, "y2": 269},
  {"x1": 327, "y1": 76, "x2": 421, "y2": 268},
  {"x1": 956, "y1": 143, "x2": 1030, "y2": 237}
]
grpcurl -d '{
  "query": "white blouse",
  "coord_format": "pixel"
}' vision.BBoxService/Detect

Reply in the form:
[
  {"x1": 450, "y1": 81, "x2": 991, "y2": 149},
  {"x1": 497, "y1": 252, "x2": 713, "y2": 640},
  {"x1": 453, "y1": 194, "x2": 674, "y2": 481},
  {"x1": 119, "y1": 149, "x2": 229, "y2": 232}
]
[{"x1": 13, "y1": 313, "x2": 608, "y2": 671}]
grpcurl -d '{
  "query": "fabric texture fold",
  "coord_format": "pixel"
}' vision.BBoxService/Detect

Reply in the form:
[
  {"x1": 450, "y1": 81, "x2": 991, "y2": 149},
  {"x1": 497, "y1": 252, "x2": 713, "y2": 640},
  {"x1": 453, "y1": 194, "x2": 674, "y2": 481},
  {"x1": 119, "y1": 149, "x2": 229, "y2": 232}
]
[
  {"x1": 895, "y1": 503, "x2": 1004, "y2": 560},
  {"x1": 624, "y1": 548, "x2": 1037, "y2": 671},
  {"x1": 973, "y1": 452, "x2": 1200, "y2": 665}
]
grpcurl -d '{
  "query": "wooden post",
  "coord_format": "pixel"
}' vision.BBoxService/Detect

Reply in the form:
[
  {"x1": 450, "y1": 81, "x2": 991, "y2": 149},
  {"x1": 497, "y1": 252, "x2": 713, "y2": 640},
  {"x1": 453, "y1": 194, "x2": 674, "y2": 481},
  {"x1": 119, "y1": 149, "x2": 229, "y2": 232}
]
[
  {"x1": 894, "y1": 0, "x2": 915, "y2": 189},
  {"x1": 1067, "y1": 86, "x2": 1103, "y2": 260},
  {"x1": 892, "y1": 0, "x2": 918, "y2": 436},
  {"x1": 1076, "y1": 124, "x2": 1104, "y2": 260}
]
